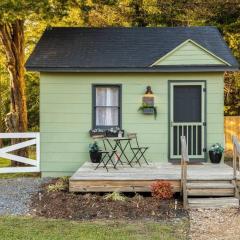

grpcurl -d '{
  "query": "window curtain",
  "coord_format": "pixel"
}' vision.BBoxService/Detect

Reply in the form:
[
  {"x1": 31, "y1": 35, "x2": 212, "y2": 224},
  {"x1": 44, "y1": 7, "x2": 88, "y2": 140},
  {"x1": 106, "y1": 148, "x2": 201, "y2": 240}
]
[{"x1": 96, "y1": 87, "x2": 119, "y2": 126}]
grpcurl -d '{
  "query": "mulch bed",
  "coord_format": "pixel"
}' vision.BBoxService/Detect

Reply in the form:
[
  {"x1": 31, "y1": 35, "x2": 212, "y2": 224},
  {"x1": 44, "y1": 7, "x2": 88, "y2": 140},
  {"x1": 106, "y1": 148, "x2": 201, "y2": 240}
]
[{"x1": 30, "y1": 179, "x2": 187, "y2": 221}]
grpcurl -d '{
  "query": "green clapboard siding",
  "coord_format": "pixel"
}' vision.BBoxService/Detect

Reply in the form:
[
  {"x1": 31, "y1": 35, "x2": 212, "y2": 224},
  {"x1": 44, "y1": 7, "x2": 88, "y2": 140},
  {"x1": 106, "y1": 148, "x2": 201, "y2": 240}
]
[
  {"x1": 154, "y1": 41, "x2": 226, "y2": 65},
  {"x1": 40, "y1": 72, "x2": 224, "y2": 177}
]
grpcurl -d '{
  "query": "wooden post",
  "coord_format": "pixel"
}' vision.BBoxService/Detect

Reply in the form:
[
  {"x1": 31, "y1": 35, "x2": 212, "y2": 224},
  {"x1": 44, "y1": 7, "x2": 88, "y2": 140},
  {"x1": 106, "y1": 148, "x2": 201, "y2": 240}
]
[
  {"x1": 232, "y1": 135, "x2": 240, "y2": 199},
  {"x1": 181, "y1": 136, "x2": 189, "y2": 209}
]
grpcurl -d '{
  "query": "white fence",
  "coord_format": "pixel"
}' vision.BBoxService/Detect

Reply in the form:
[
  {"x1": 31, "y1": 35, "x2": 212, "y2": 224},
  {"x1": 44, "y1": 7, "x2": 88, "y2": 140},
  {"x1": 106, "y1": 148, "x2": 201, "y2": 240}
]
[{"x1": 0, "y1": 132, "x2": 40, "y2": 173}]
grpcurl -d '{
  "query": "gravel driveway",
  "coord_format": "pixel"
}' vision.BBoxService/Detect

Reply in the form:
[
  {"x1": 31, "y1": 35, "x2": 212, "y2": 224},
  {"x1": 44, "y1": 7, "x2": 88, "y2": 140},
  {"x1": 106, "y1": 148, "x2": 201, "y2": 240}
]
[
  {"x1": 0, "y1": 178, "x2": 50, "y2": 215},
  {"x1": 190, "y1": 208, "x2": 240, "y2": 240}
]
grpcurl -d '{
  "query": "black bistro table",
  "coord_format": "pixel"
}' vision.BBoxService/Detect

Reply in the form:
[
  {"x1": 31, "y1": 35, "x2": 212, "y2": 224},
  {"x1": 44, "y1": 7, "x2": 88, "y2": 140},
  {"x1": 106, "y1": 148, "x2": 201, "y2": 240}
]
[{"x1": 104, "y1": 137, "x2": 133, "y2": 167}]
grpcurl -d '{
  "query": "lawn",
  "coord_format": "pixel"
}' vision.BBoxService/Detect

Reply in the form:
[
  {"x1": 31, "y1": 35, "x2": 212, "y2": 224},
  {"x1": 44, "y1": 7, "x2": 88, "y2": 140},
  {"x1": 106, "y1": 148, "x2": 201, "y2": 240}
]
[
  {"x1": 0, "y1": 216, "x2": 188, "y2": 240},
  {"x1": 0, "y1": 157, "x2": 39, "y2": 179}
]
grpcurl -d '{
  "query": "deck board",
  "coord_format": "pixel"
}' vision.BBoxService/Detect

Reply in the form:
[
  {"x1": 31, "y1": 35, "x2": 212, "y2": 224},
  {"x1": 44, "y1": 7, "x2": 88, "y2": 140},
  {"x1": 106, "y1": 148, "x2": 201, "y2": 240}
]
[{"x1": 69, "y1": 162, "x2": 240, "y2": 192}]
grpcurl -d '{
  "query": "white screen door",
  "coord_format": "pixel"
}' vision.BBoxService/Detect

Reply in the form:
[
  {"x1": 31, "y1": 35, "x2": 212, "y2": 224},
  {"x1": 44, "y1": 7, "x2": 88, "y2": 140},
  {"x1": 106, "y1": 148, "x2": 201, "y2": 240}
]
[{"x1": 170, "y1": 81, "x2": 206, "y2": 160}]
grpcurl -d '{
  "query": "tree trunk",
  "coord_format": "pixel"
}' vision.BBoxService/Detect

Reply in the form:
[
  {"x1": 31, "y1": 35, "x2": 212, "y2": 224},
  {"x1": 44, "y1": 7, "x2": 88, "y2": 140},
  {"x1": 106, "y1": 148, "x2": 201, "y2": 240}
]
[{"x1": 0, "y1": 20, "x2": 28, "y2": 165}]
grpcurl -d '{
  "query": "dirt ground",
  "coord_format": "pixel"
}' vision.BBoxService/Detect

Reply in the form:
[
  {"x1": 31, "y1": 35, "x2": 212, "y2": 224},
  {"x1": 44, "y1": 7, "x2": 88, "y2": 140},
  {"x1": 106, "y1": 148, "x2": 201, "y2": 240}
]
[
  {"x1": 30, "y1": 179, "x2": 187, "y2": 221},
  {"x1": 189, "y1": 208, "x2": 240, "y2": 240}
]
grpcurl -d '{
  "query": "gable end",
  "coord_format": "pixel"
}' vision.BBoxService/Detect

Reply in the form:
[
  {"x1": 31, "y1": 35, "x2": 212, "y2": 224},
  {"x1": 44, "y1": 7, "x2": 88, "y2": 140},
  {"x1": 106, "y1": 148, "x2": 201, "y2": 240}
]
[{"x1": 151, "y1": 39, "x2": 231, "y2": 66}]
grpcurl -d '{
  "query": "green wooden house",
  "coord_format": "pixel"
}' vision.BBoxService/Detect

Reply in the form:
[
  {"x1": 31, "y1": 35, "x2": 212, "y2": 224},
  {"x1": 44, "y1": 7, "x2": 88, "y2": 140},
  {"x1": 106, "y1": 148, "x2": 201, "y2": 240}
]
[{"x1": 26, "y1": 27, "x2": 239, "y2": 177}]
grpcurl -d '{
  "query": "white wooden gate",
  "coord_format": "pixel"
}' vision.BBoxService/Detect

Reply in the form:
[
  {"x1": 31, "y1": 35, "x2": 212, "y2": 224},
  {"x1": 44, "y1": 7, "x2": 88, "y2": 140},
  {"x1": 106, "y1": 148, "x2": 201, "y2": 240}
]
[{"x1": 0, "y1": 132, "x2": 40, "y2": 173}]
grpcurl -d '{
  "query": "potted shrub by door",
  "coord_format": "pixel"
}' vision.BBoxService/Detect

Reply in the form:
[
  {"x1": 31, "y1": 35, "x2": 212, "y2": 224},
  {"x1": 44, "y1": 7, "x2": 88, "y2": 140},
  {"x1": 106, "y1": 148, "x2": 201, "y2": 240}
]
[
  {"x1": 89, "y1": 142, "x2": 102, "y2": 163},
  {"x1": 209, "y1": 143, "x2": 224, "y2": 164}
]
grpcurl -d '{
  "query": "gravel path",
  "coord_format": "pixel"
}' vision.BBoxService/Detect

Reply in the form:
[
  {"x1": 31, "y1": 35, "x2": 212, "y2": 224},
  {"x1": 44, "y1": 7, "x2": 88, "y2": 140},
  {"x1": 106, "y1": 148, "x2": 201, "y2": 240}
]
[
  {"x1": 0, "y1": 178, "x2": 51, "y2": 215},
  {"x1": 189, "y1": 208, "x2": 240, "y2": 240}
]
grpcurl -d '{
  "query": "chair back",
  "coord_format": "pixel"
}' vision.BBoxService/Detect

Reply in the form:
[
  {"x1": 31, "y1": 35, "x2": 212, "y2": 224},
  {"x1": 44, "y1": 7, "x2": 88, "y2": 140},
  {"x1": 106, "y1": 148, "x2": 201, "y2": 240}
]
[{"x1": 127, "y1": 133, "x2": 140, "y2": 148}]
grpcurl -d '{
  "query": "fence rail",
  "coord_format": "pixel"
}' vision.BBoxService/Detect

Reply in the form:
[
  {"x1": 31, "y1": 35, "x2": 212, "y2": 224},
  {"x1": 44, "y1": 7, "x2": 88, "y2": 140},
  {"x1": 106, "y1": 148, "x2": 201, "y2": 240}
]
[{"x1": 0, "y1": 132, "x2": 40, "y2": 173}]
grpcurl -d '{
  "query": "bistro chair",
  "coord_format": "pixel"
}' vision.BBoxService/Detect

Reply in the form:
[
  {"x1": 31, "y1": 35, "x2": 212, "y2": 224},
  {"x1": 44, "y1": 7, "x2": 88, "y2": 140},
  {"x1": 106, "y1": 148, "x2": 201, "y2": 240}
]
[
  {"x1": 127, "y1": 133, "x2": 149, "y2": 166},
  {"x1": 92, "y1": 134, "x2": 117, "y2": 171}
]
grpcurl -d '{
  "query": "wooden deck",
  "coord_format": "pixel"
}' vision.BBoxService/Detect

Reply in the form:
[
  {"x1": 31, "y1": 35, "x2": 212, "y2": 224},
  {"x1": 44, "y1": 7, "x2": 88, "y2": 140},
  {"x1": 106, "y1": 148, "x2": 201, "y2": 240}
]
[{"x1": 69, "y1": 162, "x2": 240, "y2": 192}]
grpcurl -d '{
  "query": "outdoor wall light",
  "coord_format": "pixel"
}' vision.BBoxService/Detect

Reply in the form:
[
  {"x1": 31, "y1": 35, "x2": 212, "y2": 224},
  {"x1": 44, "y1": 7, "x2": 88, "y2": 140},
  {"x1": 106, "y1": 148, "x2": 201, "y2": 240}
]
[{"x1": 138, "y1": 86, "x2": 157, "y2": 119}]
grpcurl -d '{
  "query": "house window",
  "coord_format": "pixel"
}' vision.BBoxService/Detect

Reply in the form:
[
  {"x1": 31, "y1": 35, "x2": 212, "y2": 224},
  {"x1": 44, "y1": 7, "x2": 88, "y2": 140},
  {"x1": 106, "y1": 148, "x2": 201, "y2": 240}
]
[{"x1": 93, "y1": 85, "x2": 121, "y2": 129}]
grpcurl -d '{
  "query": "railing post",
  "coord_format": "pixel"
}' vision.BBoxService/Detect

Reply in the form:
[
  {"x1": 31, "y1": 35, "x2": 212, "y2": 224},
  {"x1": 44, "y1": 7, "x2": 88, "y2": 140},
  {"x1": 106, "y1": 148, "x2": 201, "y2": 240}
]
[
  {"x1": 232, "y1": 135, "x2": 240, "y2": 199},
  {"x1": 181, "y1": 135, "x2": 189, "y2": 209}
]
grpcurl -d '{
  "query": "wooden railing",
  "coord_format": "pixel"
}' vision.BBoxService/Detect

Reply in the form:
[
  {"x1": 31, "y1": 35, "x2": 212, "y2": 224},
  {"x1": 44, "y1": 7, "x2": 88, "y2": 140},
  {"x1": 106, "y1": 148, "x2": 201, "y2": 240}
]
[
  {"x1": 180, "y1": 135, "x2": 189, "y2": 209},
  {"x1": 232, "y1": 135, "x2": 240, "y2": 198}
]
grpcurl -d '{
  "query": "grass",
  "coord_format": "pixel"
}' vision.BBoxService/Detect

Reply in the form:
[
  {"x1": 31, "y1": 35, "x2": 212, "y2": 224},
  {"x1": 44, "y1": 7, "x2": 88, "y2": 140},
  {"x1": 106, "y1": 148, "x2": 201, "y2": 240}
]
[
  {"x1": 0, "y1": 157, "x2": 40, "y2": 179},
  {"x1": 0, "y1": 216, "x2": 188, "y2": 240}
]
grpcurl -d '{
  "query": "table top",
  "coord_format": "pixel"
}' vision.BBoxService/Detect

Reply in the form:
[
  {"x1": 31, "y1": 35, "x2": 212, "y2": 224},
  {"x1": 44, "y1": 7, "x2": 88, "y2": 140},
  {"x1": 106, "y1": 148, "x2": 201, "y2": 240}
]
[{"x1": 105, "y1": 137, "x2": 131, "y2": 141}]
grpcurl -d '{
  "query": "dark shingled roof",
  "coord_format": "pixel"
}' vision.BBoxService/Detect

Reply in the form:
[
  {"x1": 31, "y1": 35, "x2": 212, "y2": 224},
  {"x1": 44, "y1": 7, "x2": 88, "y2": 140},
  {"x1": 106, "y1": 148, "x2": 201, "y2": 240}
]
[{"x1": 26, "y1": 27, "x2": 239, "y2": 72}]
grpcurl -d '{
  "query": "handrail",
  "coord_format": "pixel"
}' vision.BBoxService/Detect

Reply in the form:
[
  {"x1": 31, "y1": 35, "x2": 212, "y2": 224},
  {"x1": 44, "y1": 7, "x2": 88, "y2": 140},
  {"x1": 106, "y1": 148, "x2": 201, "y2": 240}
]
[
  {"x1": 232, "y1": 135, "x2": 240, "y2": 198},
  {"x1": 180, "y1": 136, "x2": 189, "y2": 209},
  {"x1": 232, "y1": 135, "x2": 240, "y2": 177}
]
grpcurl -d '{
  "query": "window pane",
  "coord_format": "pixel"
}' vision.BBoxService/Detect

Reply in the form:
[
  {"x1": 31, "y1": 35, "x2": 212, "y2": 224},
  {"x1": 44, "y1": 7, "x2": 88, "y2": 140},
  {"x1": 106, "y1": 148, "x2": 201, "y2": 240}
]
[
  {"x1": 96, "y1": 107, "x2": 118, "y2": 126},
  {"x1": 96, "y1": 87, "x2": 119, "y2": 106}
]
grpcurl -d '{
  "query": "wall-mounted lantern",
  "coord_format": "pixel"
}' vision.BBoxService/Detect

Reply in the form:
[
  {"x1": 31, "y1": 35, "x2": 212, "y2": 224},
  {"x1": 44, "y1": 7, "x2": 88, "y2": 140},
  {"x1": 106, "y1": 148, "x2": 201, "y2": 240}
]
[{"x1": 138, "y1": 86, "x2": 157, "y2": 119}]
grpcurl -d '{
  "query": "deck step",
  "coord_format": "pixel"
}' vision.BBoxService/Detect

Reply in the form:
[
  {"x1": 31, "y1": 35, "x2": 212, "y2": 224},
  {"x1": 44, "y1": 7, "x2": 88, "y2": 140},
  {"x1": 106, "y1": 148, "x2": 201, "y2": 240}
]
[
  {"x1": 188, "y1": 197, "x2": 239, "y2": 209},
  {"x1": 187, "y1": 182, "x2": 234, "y2": 189},
  {"x1": 187, "y1": 182, "x2": 235, "y2": 196}
]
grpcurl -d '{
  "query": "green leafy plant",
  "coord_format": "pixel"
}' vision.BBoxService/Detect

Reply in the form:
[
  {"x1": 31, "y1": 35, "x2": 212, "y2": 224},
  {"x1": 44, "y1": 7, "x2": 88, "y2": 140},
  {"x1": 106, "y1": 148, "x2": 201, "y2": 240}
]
[
  {"x1": 150, "y1": 181, "x2": 173, "y2": 200},
  {"x1": 89, "y1": 141, "x2": 100, "y2": 152},
  {"x1": 104, "y1": 191, "x2": 126, "y2": 201},
  {"x1": 47, "y1": 177, "x2": 69, "y2": 192},
  {"x1": 138, "y1": 103, "x2": 157, "y2": 119},
  {"x1": 209, "y1": 143, "x2": 224, "y2": 154}
]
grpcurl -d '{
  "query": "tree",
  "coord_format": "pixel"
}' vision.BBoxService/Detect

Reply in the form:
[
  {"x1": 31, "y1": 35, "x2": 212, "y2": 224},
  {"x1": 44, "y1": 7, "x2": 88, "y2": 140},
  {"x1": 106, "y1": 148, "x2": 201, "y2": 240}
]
[{"x1": 0, "y1": 0, "x2": 70, "y2": 134}]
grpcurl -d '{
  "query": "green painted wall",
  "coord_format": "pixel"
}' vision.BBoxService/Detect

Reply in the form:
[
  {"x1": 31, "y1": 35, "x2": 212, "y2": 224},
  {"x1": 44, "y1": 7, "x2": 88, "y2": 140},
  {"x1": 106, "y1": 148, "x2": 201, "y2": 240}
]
[
  {"x1": 40, "y1": 72, "x2": 224, "y2": 177},
  {"x1": 154, "y1": 41, "x2": 226, "y2": 65}
]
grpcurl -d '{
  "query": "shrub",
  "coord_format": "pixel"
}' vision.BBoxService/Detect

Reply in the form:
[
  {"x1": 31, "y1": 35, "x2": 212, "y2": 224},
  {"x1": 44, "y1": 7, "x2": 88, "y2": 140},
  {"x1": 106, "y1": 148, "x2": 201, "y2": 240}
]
[
  {"x1": 47, "y1": 177, "x2": 69, "y2": 192},
  {"x1": 150, "y1": 181, "x2": 173, "y2": 200},
  {"x1": 104, "y1": 191, "x2": 126, "y2": 201}
]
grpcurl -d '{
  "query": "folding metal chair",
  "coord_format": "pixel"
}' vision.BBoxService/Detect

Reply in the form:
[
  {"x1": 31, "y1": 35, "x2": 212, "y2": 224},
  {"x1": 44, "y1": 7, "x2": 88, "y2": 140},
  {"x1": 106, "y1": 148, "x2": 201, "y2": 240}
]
[
  {"x1": 92, "y1": 134, "x2": 117, "y2": 171},
  {"x1": 127, "y1": 133, "x2": 149, "y2": 166}
]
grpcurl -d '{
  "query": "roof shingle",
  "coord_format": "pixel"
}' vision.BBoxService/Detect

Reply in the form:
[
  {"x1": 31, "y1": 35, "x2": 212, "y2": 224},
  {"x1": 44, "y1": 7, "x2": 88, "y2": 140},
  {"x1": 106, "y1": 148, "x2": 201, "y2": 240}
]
[{"x1": 26, "y1": 27, "x2": 239, "y2": 72}]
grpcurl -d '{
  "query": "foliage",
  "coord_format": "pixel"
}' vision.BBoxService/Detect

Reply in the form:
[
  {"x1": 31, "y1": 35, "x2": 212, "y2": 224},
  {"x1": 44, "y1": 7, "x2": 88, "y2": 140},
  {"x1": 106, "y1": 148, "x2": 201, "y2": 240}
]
[
  {"x1": 104, "y1": 191, "x2": 126, "y2": 201},
  {"x1": 47, "y1": 177, "x2": 69, "y2": 192},
  {"x1": 89, "y1": 141, "x2": 100, "y2": 152},
  {"x1": 150, "y1": 181, "x2": 173, "y2": 200},
  {"x1": 26, "y1": 73, "x2": 40, "y2": 131},
  {"x1": 209, "y1": 143, "x2": 224, "y2": 154},
  {"x1": 138, "y1": 103, "x2": 157, "y2": 119},
  {"x1": 224, "y1": 72, "x2": 240, "y2": 116}
]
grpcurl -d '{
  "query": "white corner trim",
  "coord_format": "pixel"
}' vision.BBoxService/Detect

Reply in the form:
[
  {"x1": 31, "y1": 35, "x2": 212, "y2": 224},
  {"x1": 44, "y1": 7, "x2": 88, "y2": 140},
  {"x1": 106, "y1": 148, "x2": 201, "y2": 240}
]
[{"x1": 150, "y1": 39, "x2": 231, "y2": 67}]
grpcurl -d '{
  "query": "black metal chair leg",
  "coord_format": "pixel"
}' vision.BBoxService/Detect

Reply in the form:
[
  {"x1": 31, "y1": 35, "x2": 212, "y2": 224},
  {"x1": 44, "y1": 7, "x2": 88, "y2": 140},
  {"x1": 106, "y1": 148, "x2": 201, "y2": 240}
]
[
  {"x1": 129, "y1": 149, "x2": 141, "y2": 166},
  {"x1": 95, "y1": 152, "x2": 108, "y2": 170}
]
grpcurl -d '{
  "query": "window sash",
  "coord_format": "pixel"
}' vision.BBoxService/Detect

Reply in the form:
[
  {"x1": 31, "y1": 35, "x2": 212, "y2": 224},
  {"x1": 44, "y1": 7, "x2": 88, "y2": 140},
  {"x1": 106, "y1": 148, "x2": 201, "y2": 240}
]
[{"x1": 93, "y1": 85, "x2": 121, "y2": 129}]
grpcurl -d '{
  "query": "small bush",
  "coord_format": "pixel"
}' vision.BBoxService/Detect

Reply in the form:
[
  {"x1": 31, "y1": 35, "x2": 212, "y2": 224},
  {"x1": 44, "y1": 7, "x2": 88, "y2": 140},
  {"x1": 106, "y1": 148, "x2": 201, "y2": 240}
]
[
  {"x1": 104, "y1": 192, "x2": 126, "y2": 201},
  {"x1": 47, "y1": 177, "x2": 69, "y2": 192},
  {"x1": 150, "y1": 181, "x2": 173, "y2": 200}
]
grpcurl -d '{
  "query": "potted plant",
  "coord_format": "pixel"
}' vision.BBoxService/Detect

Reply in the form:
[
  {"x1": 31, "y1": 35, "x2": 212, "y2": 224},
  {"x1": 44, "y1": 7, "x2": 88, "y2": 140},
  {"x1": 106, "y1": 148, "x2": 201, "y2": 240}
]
[
  {"x1": 89, "y1": 141, "x2": 102, "y2": 163},
  {"x1": 138, "y1": 103, "x2": 157, "y2": 119},
  {"x1": 209, "y1": 143, "x2": 224, "y2": 164},
  {"x1": 89, "y1": 128, "x2": 106, "y2": 137},
  {"x1": 105, "y1": 127, "x2": 124, "y2": 137}
]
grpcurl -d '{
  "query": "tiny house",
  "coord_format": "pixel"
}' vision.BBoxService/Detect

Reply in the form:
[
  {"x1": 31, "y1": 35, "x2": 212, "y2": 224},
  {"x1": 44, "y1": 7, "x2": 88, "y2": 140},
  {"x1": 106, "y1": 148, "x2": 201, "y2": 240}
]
[{"x1": 26, "y1": 27, "x2": 239, "y2": 177}]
